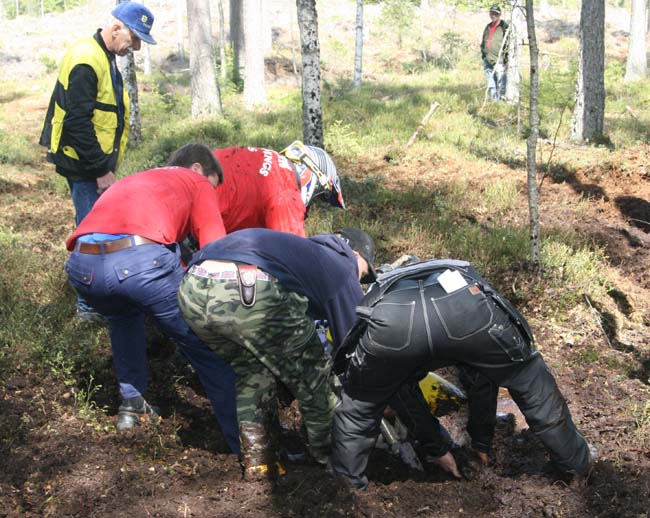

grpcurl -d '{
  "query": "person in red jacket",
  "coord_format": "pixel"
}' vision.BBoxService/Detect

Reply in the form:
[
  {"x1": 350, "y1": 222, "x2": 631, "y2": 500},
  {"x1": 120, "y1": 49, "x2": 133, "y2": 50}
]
[
  {"x1": 179, "y1": 142, "x2": 345, "y2": 263},
  {"x1": 64, "y1": 143, "x2": 240, "y2": 453},
  {"x1": 213, "y1": 141, "x2": 345, "y2": 237}
]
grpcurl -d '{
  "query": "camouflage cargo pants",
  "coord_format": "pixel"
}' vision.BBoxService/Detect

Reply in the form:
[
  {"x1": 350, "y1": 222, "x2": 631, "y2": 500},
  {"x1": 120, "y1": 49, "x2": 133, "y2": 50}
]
[{"x1": 178, "y1": 269, "x2": 338, "y2": 456}]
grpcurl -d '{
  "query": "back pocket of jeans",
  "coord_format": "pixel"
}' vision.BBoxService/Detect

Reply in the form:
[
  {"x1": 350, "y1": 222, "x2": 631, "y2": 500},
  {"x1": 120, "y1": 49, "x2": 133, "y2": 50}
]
[
  {"x1": 366, "y1": 301, "x2": 416, "y2": 352},
  {"x1": 113, "y1": 248, "x2": 174, "y2": 282},
  {"x1": 431, "y1": 285, "x2": 493, "y2": 340},
  {"x1": 65, "y1": 260, "x2": 93, "y2": 287}
]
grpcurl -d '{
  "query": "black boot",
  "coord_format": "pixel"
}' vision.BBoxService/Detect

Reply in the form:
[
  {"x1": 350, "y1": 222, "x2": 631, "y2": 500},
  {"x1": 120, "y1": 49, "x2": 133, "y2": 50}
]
[{"x1": 239, "y1": 421, "x2": 284, "y2": 481}]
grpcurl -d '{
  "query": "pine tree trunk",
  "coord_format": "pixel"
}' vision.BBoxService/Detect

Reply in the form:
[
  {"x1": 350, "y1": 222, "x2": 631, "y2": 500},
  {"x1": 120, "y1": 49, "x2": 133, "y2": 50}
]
[
  {"x1": 296, "y1": 0, "x2": 323, "y2": 147},
  {"x1": 525, "y1": 0, "x2": 541, "y2": 269},
  {"x1": 230, "y1": 0, "x2": 244, "y2": 85},
  {"x1": 571, "y1": 0, "x2": 605, "y2": 142},
  {"x1": 352, "y1": 0, "x2": 363, "y2": 91},
  {"x1": 624, "y1": 0, "x2": 647, "y2": 81},
  {"x1": 243, "y1": 0, "x2": 267, "y2": 107},
  {"x1": 187, "y1": 0, "x2": 222, "y2": 117}
]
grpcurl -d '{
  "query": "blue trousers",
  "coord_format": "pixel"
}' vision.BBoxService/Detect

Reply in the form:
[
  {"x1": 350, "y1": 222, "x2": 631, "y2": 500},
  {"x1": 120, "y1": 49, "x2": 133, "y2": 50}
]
[
  {"x1": 483, "y1": 60, "x2": 506, "y2": 101},
  {"x1": 67, "y1": 178, "x2": 101, "y2": 312},
  {"x1": 65, "y1": 240, "x2": 240, "y2": 453},
  {"x1": 66, "y1": 178, "x2": 100, "y2": 226}
]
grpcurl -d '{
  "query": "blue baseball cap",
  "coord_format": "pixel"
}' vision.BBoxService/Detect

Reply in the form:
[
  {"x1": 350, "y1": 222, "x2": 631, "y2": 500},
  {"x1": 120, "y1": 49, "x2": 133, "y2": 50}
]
[{"x1": 112, "y1": 1, "x2": 156, "y2": 45}]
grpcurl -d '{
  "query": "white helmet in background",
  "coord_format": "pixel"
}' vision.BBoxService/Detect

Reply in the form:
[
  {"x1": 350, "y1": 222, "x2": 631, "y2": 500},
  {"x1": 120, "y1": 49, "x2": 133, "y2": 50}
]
[{"x1": 280, "y1": 141, "x2": 345, "y2": 209}]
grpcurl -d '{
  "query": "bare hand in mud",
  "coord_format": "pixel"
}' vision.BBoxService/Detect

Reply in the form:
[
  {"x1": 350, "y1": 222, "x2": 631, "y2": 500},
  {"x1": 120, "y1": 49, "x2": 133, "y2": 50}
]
[{"x1": 429, "y1": 451, "x2": 462, "y2": 479}]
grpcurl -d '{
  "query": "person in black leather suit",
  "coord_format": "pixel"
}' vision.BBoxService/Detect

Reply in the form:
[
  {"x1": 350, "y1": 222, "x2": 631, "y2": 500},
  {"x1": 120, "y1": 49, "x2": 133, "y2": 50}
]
[{"x1": 329, "y1": 260, "x2": 594, "y2": 490}]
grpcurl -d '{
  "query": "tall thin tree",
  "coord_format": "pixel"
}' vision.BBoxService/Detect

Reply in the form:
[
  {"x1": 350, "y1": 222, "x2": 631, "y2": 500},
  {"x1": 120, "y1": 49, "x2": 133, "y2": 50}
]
[
  {"x1": 187, "y1": 0, "x2": 222, "y2": 117},
  {"x1": 230, "y1": 0, "x2": 243, "y2": 85},
  {"x1": 525, "y1": 0, "x2": 541, "y2": 269},
  {"x1": 624, "y1": 0, "x2": 647, "y2": 81},
  {"x1": 352, "y1": 0, "x2": 363, "y2": 91},
  {"x1": 296, "y1": 0, "x2": 323, "y2": 147},
  {"x1": 218, "y1": 0, "x2": 227, "y2": 81},
  {"x1": 571, "y1": 0, "x2": 605, "y2": 142}
]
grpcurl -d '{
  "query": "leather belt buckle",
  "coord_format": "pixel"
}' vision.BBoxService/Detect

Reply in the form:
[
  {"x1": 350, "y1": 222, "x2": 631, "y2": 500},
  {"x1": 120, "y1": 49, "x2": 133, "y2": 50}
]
[{"x1": 237, "y1": 264, "x2": 258, "y2": 307}]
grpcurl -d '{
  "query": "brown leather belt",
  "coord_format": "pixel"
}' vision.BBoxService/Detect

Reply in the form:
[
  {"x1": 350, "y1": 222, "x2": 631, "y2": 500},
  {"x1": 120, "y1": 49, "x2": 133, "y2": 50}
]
[{"x1": 75, "y1": 235, "x2": 159, "y2": 255}]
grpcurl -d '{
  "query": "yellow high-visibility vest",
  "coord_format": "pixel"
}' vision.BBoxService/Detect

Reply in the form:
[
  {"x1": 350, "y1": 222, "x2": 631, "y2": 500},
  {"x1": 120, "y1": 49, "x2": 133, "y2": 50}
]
[{"x1": 44, "y1": 36, "x2": 129, "y2": 170}]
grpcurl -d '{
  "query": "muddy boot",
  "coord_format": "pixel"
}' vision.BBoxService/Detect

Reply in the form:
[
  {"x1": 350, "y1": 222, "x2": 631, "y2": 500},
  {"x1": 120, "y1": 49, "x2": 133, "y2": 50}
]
[
  {"x1": 116, "y1": 396, "x2": 160, "y2": 431},
  {"x1": 239, "y1": 421, "x2": 284, "y2": 481}
]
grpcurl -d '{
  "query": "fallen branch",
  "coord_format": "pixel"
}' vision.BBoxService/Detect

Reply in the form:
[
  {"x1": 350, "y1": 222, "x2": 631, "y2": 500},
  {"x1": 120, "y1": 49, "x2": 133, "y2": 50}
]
[
  {"x1": 584, "y1": 295, "x2": 613, "y2": 349},
  {"x1": 406, "y1": 102, "x2": 440, "y2": 148}
]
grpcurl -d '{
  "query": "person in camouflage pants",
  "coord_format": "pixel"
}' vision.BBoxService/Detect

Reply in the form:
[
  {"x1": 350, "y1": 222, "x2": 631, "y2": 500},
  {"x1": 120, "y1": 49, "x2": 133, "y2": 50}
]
[
  {"x1": 179, "y1": 272, "x2": 337, "y2": 468},
  {"x1": 176, "y1": 227, "x2": 376, "y2": 480}
]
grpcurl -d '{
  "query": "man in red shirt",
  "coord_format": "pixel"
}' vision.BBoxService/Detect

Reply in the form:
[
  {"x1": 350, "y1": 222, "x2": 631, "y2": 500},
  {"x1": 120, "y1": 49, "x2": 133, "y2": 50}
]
[
  {"x1": 64, "y1": 143, "x2": 240, "y2": 453},
  {"x1": 213, "y1": 142, "x2": 345, "y2": 237}
]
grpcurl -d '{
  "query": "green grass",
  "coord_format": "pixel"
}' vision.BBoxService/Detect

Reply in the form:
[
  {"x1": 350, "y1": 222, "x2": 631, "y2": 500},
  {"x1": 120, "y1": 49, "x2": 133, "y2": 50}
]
[{"x1": 0, "y1": 128, "x2": 40, "y2": 165}]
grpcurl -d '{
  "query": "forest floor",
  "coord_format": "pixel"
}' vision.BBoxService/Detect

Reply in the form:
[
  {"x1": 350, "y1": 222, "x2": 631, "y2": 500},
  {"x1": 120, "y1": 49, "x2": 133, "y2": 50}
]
[{"x1": 1, "y1": 1, "x2": 649, "y2": 517}]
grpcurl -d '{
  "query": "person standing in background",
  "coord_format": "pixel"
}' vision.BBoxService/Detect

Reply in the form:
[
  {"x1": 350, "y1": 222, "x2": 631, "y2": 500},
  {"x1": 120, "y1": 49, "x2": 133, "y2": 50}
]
[{"x1": 480, "y1": 5, "x2": 508, "y2": 101}]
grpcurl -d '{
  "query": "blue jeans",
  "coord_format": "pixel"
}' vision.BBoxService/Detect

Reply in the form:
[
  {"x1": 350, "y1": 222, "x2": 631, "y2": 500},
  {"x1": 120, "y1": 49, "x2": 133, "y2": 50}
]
[
  {"x1": 65, "y1": 240, "x2": 240, "y2": 453},
  {"x1": 67, "y1": 178, "x2": 100, "y2": 225},
  {"x1": 483, "y1": 60, "x2": 506, "y2": 101},
  {"x1": 67, "y1": 178, "x2": 101, "y2": 312}
]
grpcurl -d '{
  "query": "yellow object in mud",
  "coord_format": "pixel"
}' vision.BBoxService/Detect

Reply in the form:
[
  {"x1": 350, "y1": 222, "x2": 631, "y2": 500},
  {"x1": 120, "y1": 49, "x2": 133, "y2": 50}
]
[
  {"x1": 246, "y1": 462, "x2": 287, "y2": 476},
  {"x1": 418, "y1": 372, "x2": 468, "y2": 415}
]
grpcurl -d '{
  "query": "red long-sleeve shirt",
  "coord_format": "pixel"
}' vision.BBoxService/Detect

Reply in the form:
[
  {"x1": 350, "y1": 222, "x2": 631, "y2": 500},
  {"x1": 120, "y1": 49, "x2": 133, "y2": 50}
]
[
  {"x1": 214, "y1": 147, "x2": 306, "y2": 237},
  {"x1": 66, "y1": 167, "x2": 226, "y2": 250}
]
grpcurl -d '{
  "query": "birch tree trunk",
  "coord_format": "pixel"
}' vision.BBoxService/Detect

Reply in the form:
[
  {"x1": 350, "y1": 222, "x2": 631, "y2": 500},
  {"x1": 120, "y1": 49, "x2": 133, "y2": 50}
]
[
  {"x1": 624, "y1": 0, "x2": 647, "y2": 81},
  {"x1": 115, "y1": 0, "x2": 141, "y2": 144},
  {"x1": 525, "y1": 0, "x2": 540, "y2": 269},
  {"x1": 352, "y1": 0, "x2": 363, "y2": 91},
  {"x1": 117, "y1": 53, "x2": 141, "y2": 144},
  {"x1": 187, "y1": 0, "x2": 222, "y2": 117},
  {"x1": 243, "y1": 0, "x2": 267, "y2": 107},
  {"x1": 218, "y1": 0, "x2": 227, "y2": 81},
  {"x1": 230, "y1": 0, "x2": 244, "y2": 85},
  {"x1": 505, "y1": 1, "x2": 525, "y2": 103},
  {"x1": 296, "y1": 0, "x2": 323, "y2": 147},
  {"x1": 571, "y1": 0, "x2": 605, "y2": 142}
]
